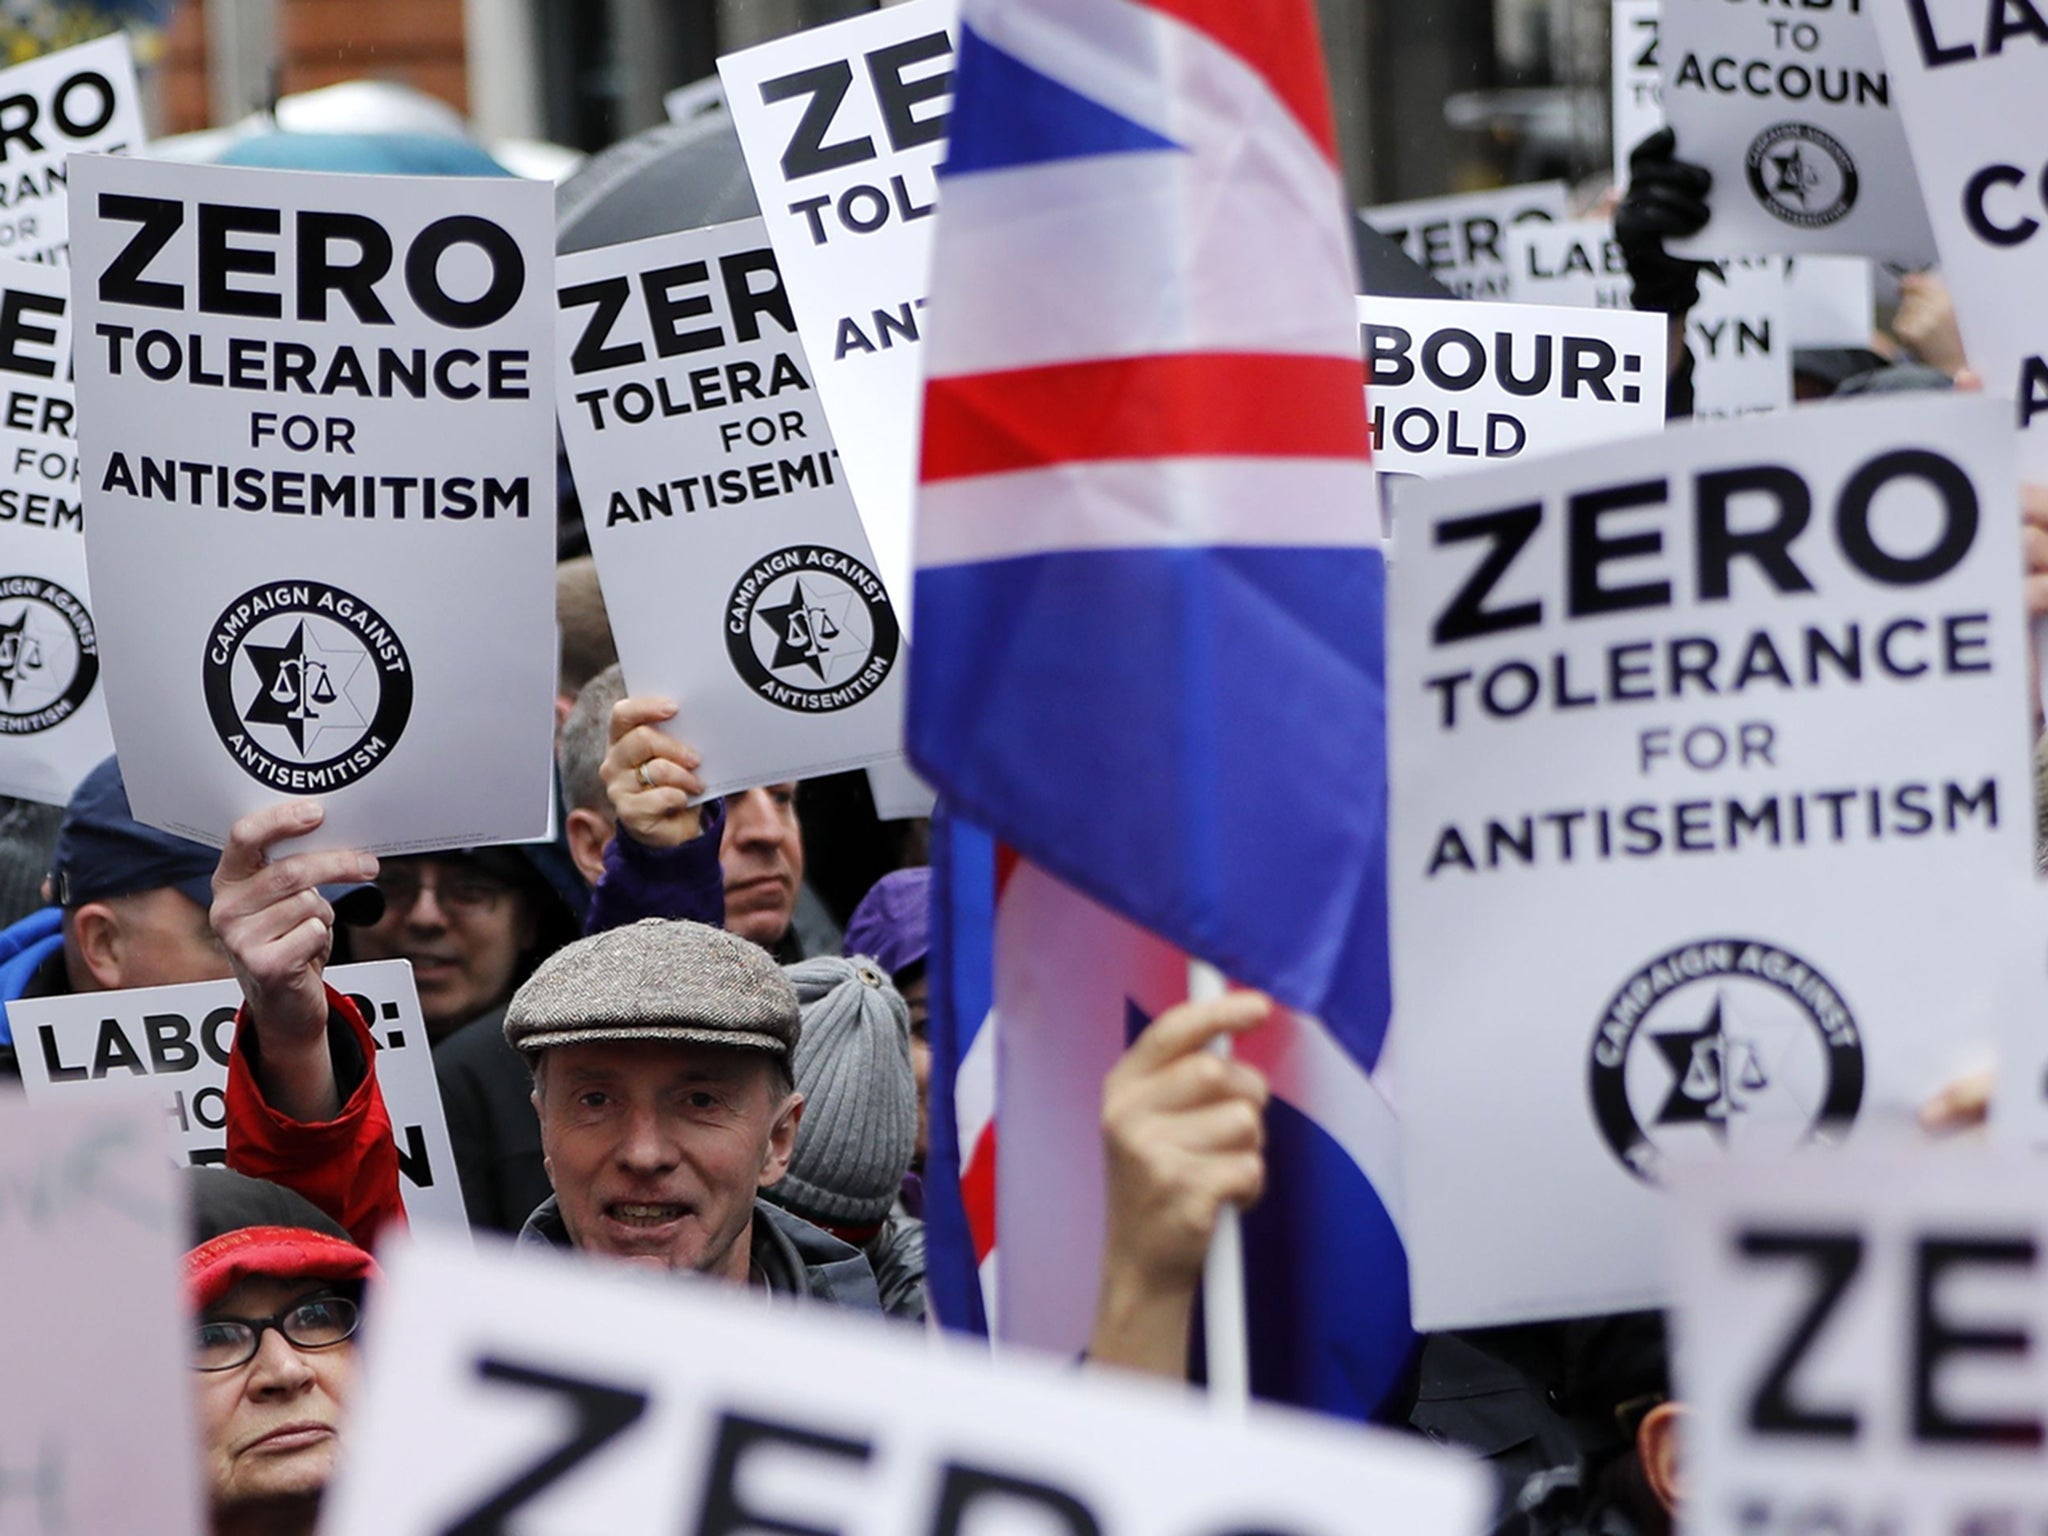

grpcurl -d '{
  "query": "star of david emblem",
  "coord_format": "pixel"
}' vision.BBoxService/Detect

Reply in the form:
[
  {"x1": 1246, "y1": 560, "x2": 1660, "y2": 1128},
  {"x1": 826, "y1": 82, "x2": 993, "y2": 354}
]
[
  {"x1": 756, "y1": 579, "x2": 848, "y2": 681},
  {"x1": 1652, "y1": 996, "x2": 1769, "y2": 1139},
  {"x1": 243, "y1": 620, "x2": 366, "y2": 754},
  {"x1": 0, "y1": 610, "x2": 41, "y2": 702},
  {"x1": 1770, "y1": 146, "x2": 1820, "y2": 206}
]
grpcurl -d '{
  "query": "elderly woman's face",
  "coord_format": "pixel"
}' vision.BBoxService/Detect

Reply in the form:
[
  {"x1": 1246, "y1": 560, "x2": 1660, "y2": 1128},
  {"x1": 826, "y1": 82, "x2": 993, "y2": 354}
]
[{"x1": 193, "y1": 1275, "x2": 354, "y2": 1519}]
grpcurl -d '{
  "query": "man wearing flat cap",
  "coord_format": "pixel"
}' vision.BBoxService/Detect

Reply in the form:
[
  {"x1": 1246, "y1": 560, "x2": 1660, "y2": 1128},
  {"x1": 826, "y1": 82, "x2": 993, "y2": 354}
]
[
  {"x1": 212, "y1": 801, "x2": 882, "y2": 1309},
  {"x1": 505, "y1": 918, "x2": 879, "y2": 1303}
]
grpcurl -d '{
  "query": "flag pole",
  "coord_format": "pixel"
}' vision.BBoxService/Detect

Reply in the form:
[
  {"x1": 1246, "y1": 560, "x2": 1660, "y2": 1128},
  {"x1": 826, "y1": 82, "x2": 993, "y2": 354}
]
[{"x1": 1190, "y1": 956, "x2": 1251, "y2": 1414}]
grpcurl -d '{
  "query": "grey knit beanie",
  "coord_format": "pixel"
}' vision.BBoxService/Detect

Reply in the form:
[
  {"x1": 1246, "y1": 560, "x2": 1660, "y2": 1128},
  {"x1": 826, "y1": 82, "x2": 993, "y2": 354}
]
[{"x1": 769, "y1": 955, "x2": 916, "y2": 1228}]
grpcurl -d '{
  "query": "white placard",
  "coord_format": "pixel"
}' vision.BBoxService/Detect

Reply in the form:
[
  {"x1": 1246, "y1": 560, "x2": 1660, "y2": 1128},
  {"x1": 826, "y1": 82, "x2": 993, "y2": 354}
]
[
  {"x1": 1387, "y1": 394, "x2": 2037, "y2": 1329},
  {"x1": 1690, "y1": 254, "x2": 1795, "y2": 418},
  {"x1": 1674, "y1": 1147, "x2": 2048, "y2": 1536},
  {"x1": 1786, "y1": 254, "x2": 1875, "y2": 349},
  {"x1": 1360, "y1": 295, "x2": 1664, "y2": 485},
  {"x1": 1612, "y1": 0, "x2": 1665, "y2": 187},
  {"x1": 1870, "y1": 3, "x2": 2048, "y2": 476},
  {"x1": 9, "y1": 960, "x2": 469, "y2": 1232},
  {"x1": 1364, "y1": 182, "x2": 1570, "y2": 300},
  {"x1": 0, "y1": 260, "x2": 112, "y2": 805},
  {"x1": 720, "y1": 0, "x2": 955, "y2": 621},
  {"x1": 1503, "y1": 222, "x2": 1793, "y2": 420},
  {"x1": 0, "y1": 35, "x2": 144, "y2": 266},
  {"x1": 72, "y1": 156, "x2": 558, "y2": 855},
  {"x1": 0, "y1": 1095, "x2": 200, "y2": 1536},
  {"x1": 865, "y1": 755, "x2": 933, "y2": 820},
  {"x1": 558, "y1": 219, "x2": 904, "y2": 797},
  {"x1": 1660, "y1": 0, "x2": 1936, "y2": 263},
  {"x1": 322, "y1": 1233, "x2": 1491, "y2": 1536}
]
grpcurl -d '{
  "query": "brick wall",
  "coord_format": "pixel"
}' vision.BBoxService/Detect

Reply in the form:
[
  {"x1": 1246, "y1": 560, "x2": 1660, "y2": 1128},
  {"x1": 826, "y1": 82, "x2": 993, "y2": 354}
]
[{"x1": 154, "y1": 0, "x2": 468, "y2": 136}]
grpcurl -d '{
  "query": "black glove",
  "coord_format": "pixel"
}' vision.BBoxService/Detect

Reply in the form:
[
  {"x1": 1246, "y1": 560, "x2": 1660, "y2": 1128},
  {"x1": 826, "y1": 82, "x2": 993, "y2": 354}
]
[{"x1": 1614, "y1": 127, "x2": 1713, "y2": 316}]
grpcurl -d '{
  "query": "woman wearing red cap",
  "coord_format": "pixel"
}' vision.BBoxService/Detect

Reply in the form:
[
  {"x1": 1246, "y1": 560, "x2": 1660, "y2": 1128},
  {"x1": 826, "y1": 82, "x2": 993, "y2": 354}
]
[{"x1": 183, "y1": 1168, "x2": 377, "y2": 1536}]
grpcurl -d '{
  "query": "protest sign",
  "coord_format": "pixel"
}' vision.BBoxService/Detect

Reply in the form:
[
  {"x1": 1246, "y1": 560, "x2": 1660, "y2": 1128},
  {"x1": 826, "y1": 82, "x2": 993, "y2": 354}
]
[
  {"x1": 1504, "y1": 223, "x2": 1793, "y2": 420},
  {"x1": 0, "y1": 34, "x2": 143, "y2": 266},
  {"x1": 72, "y1": 156, "x2": 558, "y2": 855},
  {"x1": 1359, "y1": 295, "x2": 1664, "y2": 484},
  {"x1": 1364, "y1": 182, "x2": 1569, "y2": 299},
  {"x1": 720, "y1": 0, "x2": 954, "y2": 618},
  {"x1": 1786, "y1": 255, "x2": 1875, "y2": 349},
  {"x1": 0, "y1": 261, "x2": 113, "y2": 805},
  {"x1": 1673, "y1": 1146, "x2": 2048, "y2": 1536},
  {"x1": 1660, "y1": 0, "x2": 1936, "y2": 263},
  {"x1": 0, "y1": 1095, "x2": 199, "y2": 1536},
  {"x1": 558, "y1": 219, "x2": 905, "y2": 796},
  {"x1": 866, "y1": 755, "x2": 933, "y2": 820},
  {"x1": 1387, "y1": 394, "x2": 2036, "y2": 1328},
  {"x1": 10, "y1": 959, "x2": 468, "y2": 1232},
  {"x1": 1612, "y1": 0, "x2": 1664, "y2": 187},
  {"x1": 322, "y1": 1233, "x2": 1489, "y2": 1536},
  {"x1": 1870, "y1": 2, "x2": 2048, "y2": 475}
]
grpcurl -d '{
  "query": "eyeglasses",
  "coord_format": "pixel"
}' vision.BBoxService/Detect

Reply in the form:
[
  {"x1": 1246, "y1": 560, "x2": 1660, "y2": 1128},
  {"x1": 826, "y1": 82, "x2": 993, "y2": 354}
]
[
  {"x1": 374, "y1": 866, "x2": 514, "y2": 917},
  {"x1": 192, "y1": 1295, "x2": 361, "y2": 1372}
]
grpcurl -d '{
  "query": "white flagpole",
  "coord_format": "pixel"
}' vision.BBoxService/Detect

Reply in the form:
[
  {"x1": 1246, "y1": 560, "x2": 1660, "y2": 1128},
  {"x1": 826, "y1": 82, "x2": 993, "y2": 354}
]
[{"x1": 1189, "y1": 956, "x2": 1251, "y2": 1414}]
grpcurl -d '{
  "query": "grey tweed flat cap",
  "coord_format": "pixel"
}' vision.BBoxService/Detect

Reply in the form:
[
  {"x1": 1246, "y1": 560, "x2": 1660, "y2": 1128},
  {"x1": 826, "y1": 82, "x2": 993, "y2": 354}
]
[{"x1": 504, "y1": 918, "x2": 800, "y2": 1057}]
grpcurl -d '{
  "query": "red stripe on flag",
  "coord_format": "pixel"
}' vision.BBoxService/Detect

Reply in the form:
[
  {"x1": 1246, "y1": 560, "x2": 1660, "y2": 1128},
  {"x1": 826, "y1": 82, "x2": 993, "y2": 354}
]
[
  {"x1": 921, "y1": 353, "x2": 1369, "y2": 483},
  {"x1": 961, "y1": 1124, "x2": 998, "y2": 1263},
  {"x1": 1145, "y1": 0, "x2": 1338, "y2": 162}
]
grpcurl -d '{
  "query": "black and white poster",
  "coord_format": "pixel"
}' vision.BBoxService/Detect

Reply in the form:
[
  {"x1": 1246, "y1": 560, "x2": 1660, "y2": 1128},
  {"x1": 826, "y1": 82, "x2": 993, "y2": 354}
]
[
  {"x1": 0, "y1": 260, "x2": 111, "y2": 805},
  {"x1": 72, "y1": 157, "x2": 558, "y2": 854},
  {"x1": 1674, "y1": 1147, "x2": 2048, "y2": 1536},
  {"x1": 557, "y1": 218, "x2": 906, "y2": 796},
  {"x1": 10, "y1": 960, "x2": 468, "y2": 1232},
  {"x1": 1661, "y1": 0, "x2": 1937, "y2": 263},
  {"x1": 0, "y1": 33, "x2": 143, "y2": 265},
  {"x1": 1388, "y1": 395, "x2": 2036, "y2": 1327},
  {"x1": 1363, "y1": 182, "x2": 1568, "y2": 300},
  {"x1": 322, "y1": 1235, "x2": 1489, "y2": 1536}
]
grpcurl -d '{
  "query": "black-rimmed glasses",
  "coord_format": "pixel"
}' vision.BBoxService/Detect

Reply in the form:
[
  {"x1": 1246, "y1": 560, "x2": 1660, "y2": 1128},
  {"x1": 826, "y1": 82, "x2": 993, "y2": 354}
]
[{"x1": 192, "y1": 1295, "x2": 360, "y2": 1372}]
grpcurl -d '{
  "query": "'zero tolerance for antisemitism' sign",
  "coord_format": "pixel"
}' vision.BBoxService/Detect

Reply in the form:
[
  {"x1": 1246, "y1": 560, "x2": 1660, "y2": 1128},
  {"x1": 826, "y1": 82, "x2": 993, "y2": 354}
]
[
  {"x1": 9, "y1": 960, "x2": 469, "y2": 1233},
  {"x1": 0, "y1": 260, "x2": 115, "y2": 807},
  {"x1": 1387, "y1": 393, "x2": 2037, "y2": 1329},
  {"x1": 720, "y1": 0, "x2": 955, "y2": 625},
  {"x1": 556, "y1": 217, "x2": 907, "y2": 796},
  {"x1": 1674, "y1": 1147, "x2": 2048, "y2": 1536},
  {"x1": 0, "y1": 34, "x2": 144, "y2": 266},
  {"x1": 71, "y1": 156, "x2": 558, "y2": 855},
  {"x1": 322, "y1": 1234, "x2": 1490, "y2": 1536}
]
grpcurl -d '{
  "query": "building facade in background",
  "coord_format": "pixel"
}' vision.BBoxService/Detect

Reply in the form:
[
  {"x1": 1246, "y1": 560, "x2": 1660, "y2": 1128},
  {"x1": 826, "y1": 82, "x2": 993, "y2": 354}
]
[{"x1": 150, "y1": 0, "x2": 1615, "y2": 203}]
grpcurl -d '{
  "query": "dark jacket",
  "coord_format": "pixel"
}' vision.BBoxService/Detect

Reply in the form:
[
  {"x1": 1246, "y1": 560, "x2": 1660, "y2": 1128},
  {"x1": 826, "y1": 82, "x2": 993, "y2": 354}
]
[
  {"x1": 433, "y1": 1005, "x2": 550, "y2": 1234},
  {"x1": 517, "y1": 1194, "x2": 886, "y2": 1311},
  {"x1": 865, "y1": 1207, "x2": 927, "y2": 1323}
]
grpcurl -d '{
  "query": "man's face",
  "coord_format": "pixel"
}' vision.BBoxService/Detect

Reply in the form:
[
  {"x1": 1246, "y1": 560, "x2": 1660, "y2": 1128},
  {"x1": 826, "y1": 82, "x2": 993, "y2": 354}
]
[
  {"x1": 721, "y1": 785, "x2": 802, "y2": 948},
  {"x1": 193, "y1": 1276, "x2": 352, "y2": 1520},
  {"x1": 536, "y1": 1038, "x2": 801, "y2": 1280},
  {"x1": 352, "y1": 856, "x2": 537, "y2": 1038},
  {"x1": 900, "y1": 972, "x2": 930, "y2": 1165},
  {"x1": 67, "y1": 887, "x2": 235, "y2": 993}
]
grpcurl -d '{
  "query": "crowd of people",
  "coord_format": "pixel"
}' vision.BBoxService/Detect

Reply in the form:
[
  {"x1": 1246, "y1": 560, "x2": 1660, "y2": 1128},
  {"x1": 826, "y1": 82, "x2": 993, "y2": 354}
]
[{"x1": 0, "y1": 40, "x2": 2035, "y2": 1536}]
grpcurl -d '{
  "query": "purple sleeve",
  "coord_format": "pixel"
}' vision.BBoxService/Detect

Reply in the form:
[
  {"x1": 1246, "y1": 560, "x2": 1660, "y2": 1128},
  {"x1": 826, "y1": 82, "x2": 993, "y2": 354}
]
[{"x1": 585, "y1": 798, "x2": 727, "y2": 934}]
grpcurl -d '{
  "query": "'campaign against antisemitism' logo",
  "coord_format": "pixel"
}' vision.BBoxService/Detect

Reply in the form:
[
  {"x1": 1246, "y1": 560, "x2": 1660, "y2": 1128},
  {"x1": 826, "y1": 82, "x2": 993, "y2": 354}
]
[
  {"x1": 726, "y1": 545, "x2": 900, "y2": 713},
  {"x1": 203, "y1": 581, "x2": 413, "y2": 792},
  {"x1": 1589, "y1": 938, "x2": 1864, "y2": 1182},
  {"x1": 0, "y1": 576, "x2": 97, "y2": 735},
  {"x1": 1745, "y1": 122, "x2": 1859, "y2": 229}
]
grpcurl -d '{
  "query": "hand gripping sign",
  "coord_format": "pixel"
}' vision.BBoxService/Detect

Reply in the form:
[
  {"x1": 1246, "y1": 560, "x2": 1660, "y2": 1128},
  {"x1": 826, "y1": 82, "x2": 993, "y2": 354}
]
[
  {"x1": 1386, "y1": 394, "x2": 2038, "y2": 1329},
  {"x1": 720, "y1": 0, "x2": 956, "y2": 625},
  {"x1": 0, "y1": 1096, "x2": 199, "y2": 1536},
  {"x1": 1660, "y1": 0, "x2": 1936, "y2": 263},
  {"x1": 1871, "y1": 1, "x2": 2048, "y2": 476},
  {"x1": 557, "y1": 217, "x2": 906, "y2": 796},
  {"x1": 321, "y1": 1233, "x2": 1490, "y2": 1536},
  {"x1": 10, "y1": 960, "x2": 469, "y2": 1233},
  {"x1": 71, "y1": 156, "x2": 557, "y2": 855},
  {"x1": 1674, "y1": 1147, "x2": 2048, "y2": 1536},
  {"x1": 0, "y1": 260, "x2": 114, "y2": 805}
]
